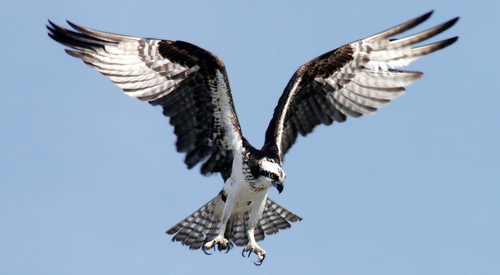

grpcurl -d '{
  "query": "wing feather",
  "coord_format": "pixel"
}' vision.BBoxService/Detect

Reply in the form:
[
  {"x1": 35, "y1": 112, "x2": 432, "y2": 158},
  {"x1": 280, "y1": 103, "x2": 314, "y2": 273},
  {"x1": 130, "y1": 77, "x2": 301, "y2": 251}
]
[
  {"x1": 48, "y1": 21, "x2": 243, "y2": 178},
  {"x1": 263, "y1": 11, "x2": 458, "y2": 160}
]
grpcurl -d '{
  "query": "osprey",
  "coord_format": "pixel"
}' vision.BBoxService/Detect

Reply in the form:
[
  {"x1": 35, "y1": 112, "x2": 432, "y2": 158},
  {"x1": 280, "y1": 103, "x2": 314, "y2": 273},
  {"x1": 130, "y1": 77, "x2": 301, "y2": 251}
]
[{"x1": 47, "y1": 11, "x2": 458, "y2": 265}]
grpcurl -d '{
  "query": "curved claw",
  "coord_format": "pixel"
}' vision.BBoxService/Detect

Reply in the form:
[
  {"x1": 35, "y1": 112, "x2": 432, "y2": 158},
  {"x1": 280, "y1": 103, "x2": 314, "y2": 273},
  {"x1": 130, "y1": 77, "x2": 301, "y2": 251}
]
[
  {"x1": 202, "y1": 245, "x2": 213, "y2": 256},
  {"x1": 224, "y1": 245, "x2": 230, "y2": 254},
  {"x1": 253, "y1": 254, "x2": 265, "y2": 266},
  {"x1": 241, "y1": 248, "x2": 252, "y2": 258}
]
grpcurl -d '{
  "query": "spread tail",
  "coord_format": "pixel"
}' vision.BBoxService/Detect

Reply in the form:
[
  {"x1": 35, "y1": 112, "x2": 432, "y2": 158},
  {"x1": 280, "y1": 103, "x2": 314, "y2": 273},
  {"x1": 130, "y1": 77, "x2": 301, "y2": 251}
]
[{"x1": 166, "y1": 195, "x2": 302, "y2": 251}]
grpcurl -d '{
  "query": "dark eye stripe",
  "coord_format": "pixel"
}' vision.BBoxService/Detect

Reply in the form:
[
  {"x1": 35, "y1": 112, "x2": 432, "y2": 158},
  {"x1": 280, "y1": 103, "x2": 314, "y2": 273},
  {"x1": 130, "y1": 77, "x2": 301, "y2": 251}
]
[{"x1": 261, "y1": 170, "x2": 279, "y2": 180}]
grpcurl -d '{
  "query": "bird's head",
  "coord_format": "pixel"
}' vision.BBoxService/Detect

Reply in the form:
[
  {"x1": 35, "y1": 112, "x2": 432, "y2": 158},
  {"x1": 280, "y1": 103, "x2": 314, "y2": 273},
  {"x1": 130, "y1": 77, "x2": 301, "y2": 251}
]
[{"x1": 257, "y1": 158, "x2": 285, "y2": 193}]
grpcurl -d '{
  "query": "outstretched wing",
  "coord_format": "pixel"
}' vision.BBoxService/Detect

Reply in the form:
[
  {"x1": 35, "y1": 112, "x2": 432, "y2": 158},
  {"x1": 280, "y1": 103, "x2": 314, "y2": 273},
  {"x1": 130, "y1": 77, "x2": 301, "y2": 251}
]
[
  {"x1": 47, "y1": 21, "x2": 243, "y2": 180},
  {"x1": 262, "y1": 11, "x2": 458, "y2": 161}
]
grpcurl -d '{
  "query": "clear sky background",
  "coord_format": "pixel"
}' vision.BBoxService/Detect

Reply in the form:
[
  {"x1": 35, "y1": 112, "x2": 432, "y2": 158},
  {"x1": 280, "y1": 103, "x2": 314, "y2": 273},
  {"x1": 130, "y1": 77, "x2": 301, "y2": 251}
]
[{"x1": 1, "y1": 0, "x2": 499, "y2": 274}]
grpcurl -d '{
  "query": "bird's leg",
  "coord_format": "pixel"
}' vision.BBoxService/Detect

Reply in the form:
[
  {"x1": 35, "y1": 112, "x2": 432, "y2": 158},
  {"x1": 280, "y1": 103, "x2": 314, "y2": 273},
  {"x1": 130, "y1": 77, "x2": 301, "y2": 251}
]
[
  {"x1": 242, "y1": 228, "x2": 266, "y2": 265},
  {"x1": 242, "y1": 195, "x2": 267, "y2": 265},
  {"x1": 203, "y1": 190, "x2": 235, "y2": 251}
]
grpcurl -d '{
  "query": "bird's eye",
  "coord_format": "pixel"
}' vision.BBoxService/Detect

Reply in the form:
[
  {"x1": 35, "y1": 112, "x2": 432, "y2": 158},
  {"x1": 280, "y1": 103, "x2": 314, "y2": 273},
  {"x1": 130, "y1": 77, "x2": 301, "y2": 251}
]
[{"x1": 270, "y1": 173, "x2": 277, "y2": 179}]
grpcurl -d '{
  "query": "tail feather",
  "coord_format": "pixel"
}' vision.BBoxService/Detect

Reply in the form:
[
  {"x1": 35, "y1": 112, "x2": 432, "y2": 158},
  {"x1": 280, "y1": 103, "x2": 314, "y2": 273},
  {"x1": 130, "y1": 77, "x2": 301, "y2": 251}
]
[
  {"x1": 166, "y1": 195, "x2": 225, "y2": 250},
  {"x1": 166, "y1": 196, "x2": 302, "y2": 251},
  {"x1": 225, "y1": 214, "x2": 249, "y2": 246},
  {"x1": 259, "y1": 198, "x2": 302, "y2": 235}
]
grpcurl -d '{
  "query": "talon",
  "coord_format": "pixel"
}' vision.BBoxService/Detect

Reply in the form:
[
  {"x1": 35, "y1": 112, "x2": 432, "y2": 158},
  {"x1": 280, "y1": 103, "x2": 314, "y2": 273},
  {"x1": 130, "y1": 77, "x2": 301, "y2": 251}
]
[
  {"x1": 241, "y1": 248, "x2": 252, "y2": 258},
  {"x1": 202, "y1": 245, "x2": 213, "y2": 256},
  {"x1": 254, "y1": 254, "x2": 265, "y2": 266},
  {"x1": 203, "y1": 235, "x2": 228, "y2": 255},
  {"x1": 217, "y1": 243, "x2": 229, "y2": 253}
]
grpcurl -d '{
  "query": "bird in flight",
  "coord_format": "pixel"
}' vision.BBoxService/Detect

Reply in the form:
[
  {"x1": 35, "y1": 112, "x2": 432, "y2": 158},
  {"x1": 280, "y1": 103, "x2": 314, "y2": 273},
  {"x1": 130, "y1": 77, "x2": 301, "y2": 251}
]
[{"x1": 47, "y1": 11, "x2": 458, "y2": 265}]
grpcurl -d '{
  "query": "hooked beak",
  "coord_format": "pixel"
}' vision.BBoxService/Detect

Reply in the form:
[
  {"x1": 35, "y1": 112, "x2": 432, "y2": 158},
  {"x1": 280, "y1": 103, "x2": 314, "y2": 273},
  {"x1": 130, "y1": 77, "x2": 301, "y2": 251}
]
[{"x1": 274, "y1": 181, "x2": 284, "y2": 194}]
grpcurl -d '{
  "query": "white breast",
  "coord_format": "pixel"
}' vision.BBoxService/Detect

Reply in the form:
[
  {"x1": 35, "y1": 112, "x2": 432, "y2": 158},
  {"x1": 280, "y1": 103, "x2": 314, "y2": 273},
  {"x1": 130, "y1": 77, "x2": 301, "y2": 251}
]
[{"x1": 223, "y1": 151, "x2": 268, "y2": 215}]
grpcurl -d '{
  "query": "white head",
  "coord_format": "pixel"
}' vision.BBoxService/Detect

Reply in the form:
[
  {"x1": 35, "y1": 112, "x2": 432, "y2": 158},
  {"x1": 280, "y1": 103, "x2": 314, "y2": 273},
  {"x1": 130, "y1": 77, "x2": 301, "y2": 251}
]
[{"x1": 257, "y1": 158, "x2": 285, "y2": 193}]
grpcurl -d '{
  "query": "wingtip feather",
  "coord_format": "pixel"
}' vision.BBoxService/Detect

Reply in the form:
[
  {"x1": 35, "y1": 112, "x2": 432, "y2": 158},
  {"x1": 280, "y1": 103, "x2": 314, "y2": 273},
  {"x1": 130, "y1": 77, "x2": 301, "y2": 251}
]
[
  {"x1": 364, "y1": 10, "x2": 436, "y2": 42},
  {"x1": 66, "y1": 20, "x2": 83, "y2": 32},
  {"x1": 411, "y1": 36, "x2": 459, "y2": 57},
  {"x1": 64, "y1": 49, "x2": 82, "y2": 58}
]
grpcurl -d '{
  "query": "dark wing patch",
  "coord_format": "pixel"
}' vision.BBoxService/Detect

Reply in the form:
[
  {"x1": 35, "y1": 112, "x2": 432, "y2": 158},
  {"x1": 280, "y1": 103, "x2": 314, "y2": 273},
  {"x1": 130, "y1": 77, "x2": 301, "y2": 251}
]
[
  {"x1": 47, "y1": 21, "x2": 242, "y2": 179},
  {"x1": 263, "y1": 11, "x2": 458, "y2": 160}
]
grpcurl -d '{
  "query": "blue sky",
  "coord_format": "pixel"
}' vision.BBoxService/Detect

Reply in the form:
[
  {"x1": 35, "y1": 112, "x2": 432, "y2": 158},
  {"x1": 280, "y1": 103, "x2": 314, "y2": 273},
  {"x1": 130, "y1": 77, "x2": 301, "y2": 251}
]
[{"x1": 1, "y1": 0, "x2": 499, "y2": 274}]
